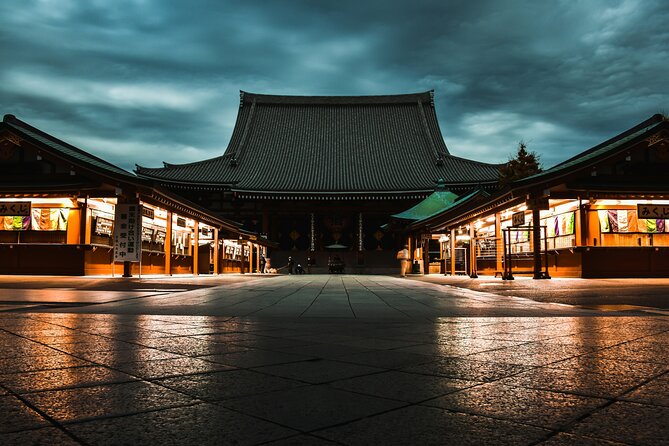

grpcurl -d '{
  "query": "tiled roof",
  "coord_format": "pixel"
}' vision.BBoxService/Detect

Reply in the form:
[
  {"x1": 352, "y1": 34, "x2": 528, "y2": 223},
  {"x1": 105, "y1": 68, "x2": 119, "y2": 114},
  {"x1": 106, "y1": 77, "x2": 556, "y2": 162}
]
[
  {"x1": 391, "y1": 190, "x2": 459, "y2": 221},
  {"x1": 3, "y1": 114, "x2": 137, "y2": 180},
  {"x1": 518, "y1": 114, "x2": 667, "y2": 184},
  {"x1": 136, "y1": 91, "x2": 501, "y2": 193}
]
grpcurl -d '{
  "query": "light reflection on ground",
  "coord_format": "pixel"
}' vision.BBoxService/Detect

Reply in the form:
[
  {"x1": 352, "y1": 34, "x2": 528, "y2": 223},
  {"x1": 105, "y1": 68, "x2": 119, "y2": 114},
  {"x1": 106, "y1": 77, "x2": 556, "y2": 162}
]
[{"x1": 0, "y1": 312, "x2": 667, "y2": 444}]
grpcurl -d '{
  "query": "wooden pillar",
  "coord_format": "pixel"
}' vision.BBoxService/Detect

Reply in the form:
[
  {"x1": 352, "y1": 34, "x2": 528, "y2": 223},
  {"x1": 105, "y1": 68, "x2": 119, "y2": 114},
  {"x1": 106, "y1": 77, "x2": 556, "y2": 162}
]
[
  {"x1": 422, "y1": 236, "x2": 430, "y2": 275},
  {"x1": 213, "y1": 228, "x2": 220, "y2": 275},
  {"x1": 532, "y1": 208, "x2": 543, "y2": 279},
  {"x1": 67, "y1": 208, "x2": 82, "y2": 244},
  {"x1": 495, "y1": 212, "x2": 503, "y2": 273},
  {"x1": 469, "y1": 225, "x2": 478, "y2": 278},
  {"x1": 165, "y1": 211, "x2": 172, "y2": 276},
  {"x1": 450, "y1": 228, "x2": 456, "y2": 276},
  {"x1": 193, "y1": 221, "x2": 199, "y2": 276},
  {"x1": 80, "y1": 196, "x2": 89, "y2": 244},
  {"x1": 578, "y1": 200, "x2": 589, "y2": 247},
  {"x1": 248, "y1": 241, "x2": 253, "y2": 273},
  {"x1": 237, "y1": 239, "x2": 246, "y2": 274},
  {"x1": 255, "y1": 243, "x2": 260, "y2": 273}
]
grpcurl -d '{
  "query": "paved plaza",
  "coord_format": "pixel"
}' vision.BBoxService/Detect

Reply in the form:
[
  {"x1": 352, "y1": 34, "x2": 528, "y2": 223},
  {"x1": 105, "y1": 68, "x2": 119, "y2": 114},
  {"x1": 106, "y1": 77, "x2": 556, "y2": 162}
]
[{"x1": 0, "y1": 274, "x2": 668, "y2": 445}]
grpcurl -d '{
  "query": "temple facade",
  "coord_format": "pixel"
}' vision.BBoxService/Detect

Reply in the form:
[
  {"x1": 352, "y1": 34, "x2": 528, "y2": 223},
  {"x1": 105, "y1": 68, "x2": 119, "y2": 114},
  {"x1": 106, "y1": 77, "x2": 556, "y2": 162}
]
[{"x1": 136, "y1": 91, "x2": 502, "y2": 273}]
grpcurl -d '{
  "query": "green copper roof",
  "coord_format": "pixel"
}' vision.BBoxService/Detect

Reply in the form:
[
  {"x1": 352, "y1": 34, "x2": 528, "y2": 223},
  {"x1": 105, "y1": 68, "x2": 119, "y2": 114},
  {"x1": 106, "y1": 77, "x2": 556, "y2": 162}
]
[{"x1": 392, "y1": 190, "x2": 459, "y2": 221}]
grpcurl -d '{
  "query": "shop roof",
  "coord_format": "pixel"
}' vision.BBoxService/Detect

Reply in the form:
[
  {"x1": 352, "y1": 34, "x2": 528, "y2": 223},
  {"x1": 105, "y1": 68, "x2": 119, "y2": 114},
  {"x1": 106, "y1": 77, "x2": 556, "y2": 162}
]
[
  {"x1": 418, "y1": 114, "x2": 669, "y2": 231},
  {"x1": 391, "y1": 189, "x2": 459, "y2": 221},
  {"x1": 136, "y1": 91, "x2": 501, "y2": 194},
  {"x1": 409, "y1": 188, "x2": 489, "y2": 229},
  {"x1": 517, "y1": 114, "x2": 667, "y2": 185},
  {"x1": 2, "y1": 114, "x2": 137, "y2": 180},
  {"x1": 0, "y1": 115, "x2": 245, "y2": 233}
]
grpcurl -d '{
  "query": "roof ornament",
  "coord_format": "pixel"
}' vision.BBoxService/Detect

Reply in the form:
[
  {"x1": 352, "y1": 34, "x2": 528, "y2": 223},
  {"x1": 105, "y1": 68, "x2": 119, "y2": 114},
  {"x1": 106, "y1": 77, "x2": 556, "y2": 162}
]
[{"x1": 239, "y1": 91, "x2": 245, "y2": 108}]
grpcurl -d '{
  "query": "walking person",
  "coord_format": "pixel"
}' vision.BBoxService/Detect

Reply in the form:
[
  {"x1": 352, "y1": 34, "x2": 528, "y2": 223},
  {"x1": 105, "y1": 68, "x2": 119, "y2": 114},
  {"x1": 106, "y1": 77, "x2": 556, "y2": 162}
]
[
  {"x1": 287, "y1": 256, "x2": 294, "y2": 275},
  {"x1": 259, "y1": 254, "x2": 266, "y2": 273},
  {"x1": 396, "y1": 245, "x2": 410, "y2": 277}
]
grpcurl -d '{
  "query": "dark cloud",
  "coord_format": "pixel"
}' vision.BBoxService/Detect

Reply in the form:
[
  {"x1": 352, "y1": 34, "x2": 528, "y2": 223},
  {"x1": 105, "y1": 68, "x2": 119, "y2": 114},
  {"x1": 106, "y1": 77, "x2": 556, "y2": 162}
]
[{"x1": 1, "y1": 0, "x2": 667, "y2": 172}]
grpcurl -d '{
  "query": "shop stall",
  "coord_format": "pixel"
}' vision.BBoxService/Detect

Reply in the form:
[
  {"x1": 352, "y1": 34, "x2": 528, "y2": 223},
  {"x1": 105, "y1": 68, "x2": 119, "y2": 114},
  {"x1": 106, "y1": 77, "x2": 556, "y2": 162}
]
[
  {"x1": 0, "y1": 114, "x2": 253, "y2": 276},
  {"x1": 412, "y1": 114, "x2": 669, "y2": 278}
]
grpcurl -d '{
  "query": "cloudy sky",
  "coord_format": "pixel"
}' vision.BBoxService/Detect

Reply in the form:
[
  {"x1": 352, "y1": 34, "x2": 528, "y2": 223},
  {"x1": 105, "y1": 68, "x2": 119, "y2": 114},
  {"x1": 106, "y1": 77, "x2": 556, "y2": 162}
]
[{"x1": 1, "y1": 0, "x2": 668, "y2": 172}]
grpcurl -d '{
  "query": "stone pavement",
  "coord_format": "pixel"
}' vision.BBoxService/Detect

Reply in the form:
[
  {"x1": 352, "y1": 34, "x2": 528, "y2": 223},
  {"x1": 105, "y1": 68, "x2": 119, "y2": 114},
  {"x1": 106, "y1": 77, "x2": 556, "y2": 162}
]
[{"x1": 0, "y1": 274, "x2": 667, "y2": 445}]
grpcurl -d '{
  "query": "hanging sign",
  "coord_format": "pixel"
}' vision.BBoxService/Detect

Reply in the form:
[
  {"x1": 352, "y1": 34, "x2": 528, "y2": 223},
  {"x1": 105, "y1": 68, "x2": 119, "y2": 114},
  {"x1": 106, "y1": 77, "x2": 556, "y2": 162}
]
[
  {"x1": 512, "y1": 212, "x2": 526, "y2": 227},
  {"x1": 0, "y1": 201, "x2": 31, "y2": 216},
  {"x1": 113, "y1": 204, "x2": 142, "y2": 262},
  {"x1": 637, "y1": 204, "x2": 669, "y2": 219}
]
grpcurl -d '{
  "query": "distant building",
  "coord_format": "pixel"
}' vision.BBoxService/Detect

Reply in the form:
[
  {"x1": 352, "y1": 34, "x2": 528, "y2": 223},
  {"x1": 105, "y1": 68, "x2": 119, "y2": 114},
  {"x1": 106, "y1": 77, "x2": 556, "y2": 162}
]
[{"x1": 136, "y1": 91, "x2": 501, "y2": 272}]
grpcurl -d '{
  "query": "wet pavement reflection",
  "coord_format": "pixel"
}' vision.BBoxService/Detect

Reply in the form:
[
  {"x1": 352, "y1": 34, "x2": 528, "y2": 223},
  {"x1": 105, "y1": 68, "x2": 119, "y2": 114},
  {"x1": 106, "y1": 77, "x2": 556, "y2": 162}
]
[{"x1": 0, "y1": 312, "x2": 667, "y2": 445}]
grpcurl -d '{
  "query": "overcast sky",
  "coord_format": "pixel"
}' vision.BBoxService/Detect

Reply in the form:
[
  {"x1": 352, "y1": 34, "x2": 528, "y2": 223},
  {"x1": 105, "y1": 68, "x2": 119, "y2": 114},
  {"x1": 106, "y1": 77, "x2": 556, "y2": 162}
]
[{"x1": 1, "y1": 0, "x2": 668, "y2": 173}]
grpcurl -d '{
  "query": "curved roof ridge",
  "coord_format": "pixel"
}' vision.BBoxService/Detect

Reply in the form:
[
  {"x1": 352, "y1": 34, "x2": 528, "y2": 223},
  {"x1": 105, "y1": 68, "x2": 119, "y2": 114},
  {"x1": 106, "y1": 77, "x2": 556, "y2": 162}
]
[
  {"x1": 136, "y1": 153, "x2": 228, "y2": 173},
  {"x1": 240, "y1": 90, "x2": 433, "y2": 106},
  {"x1": 443, "y1": 152, "x2": 505, "y2": 168}
]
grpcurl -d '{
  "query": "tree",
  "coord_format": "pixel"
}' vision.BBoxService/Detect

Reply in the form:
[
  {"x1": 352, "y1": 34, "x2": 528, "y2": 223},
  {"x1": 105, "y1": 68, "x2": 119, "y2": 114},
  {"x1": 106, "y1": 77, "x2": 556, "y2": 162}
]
[{"x1": 498, "y1": 141, "x2": 542, "y2": 186}]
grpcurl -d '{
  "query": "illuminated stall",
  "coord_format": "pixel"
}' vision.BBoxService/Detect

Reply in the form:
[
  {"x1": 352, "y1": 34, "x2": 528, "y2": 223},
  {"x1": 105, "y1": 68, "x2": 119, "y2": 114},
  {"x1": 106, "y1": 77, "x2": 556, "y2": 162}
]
[
  {"x1": 414, "y1": 114, "x2": 669, "y2": 278},
  {"x1": 0, "y1": 114, "x2": 251, "y2": 276}
]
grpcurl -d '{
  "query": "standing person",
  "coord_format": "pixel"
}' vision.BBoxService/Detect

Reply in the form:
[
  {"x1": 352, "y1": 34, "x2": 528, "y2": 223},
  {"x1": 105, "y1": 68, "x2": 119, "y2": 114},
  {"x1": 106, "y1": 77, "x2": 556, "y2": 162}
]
[
  {"x1": 396, "y1": 245, "x2": 410, "y2": 277},
  {"x1": 259, "y1": 254, "x2": 266, "y2": 274},
  {"x1": 287, "y1": 256, "x2": 294, "y2": 275}
]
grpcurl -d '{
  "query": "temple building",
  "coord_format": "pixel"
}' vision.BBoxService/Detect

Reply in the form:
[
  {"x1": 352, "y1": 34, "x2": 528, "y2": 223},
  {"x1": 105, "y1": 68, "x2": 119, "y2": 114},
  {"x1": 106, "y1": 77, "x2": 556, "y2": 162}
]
[{"x1": 136, "y1": 91, "x2": 502, "y2": 273}]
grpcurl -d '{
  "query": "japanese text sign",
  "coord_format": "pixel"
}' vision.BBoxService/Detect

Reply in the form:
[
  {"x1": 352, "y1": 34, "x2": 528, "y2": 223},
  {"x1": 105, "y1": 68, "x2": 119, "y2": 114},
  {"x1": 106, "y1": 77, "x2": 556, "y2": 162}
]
[
  {"x1": 114, "y1": 204, "x2": 142, "y2": 262},
  {"x1": 637, "y1": 204, "x2": 669, "y2": 219},
  {"x1": 0, "y1": 201, "x2": 31, "y2": 216}
]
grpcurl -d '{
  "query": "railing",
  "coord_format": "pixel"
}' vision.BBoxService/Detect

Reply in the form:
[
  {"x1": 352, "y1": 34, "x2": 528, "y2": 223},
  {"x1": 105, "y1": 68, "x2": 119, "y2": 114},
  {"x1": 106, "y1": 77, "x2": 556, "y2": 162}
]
[
  {"x1": 475, "y1": 236, "x2": 500, "y2": 258},
  {"x1": 545, "y1": 235, "x2": 576, "y2": 250}
]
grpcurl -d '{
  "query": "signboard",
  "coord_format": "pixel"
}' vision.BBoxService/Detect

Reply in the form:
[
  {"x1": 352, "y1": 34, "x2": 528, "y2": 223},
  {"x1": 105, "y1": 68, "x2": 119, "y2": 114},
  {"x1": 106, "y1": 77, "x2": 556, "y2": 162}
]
[
  {"x1": 637, "y1": 204, "x2": 669, "y2": 219},
  {"x1": 511, "y1": 212, "x2": 526, "y2": 227},
  {"x1": 0, "y1": 201, "x2": 31, "y2": 216},
  {"x1": 142, "y1": 207, "x2": 155, "y2": 220},
  {"x1": 94, "y1": 216, "x2": 113, "y2": 236},
  {"x1": 154, "y1": 230, "x2": 166, "y2": 245},
  {"x1": 113, "y1": 204, "x2": 142, "y2": 262},
  {"x1": 141, "y1": 226, "x2": 155, "y2": 243},
  {"x1": 526, "y1": 197, "x2": 549, "y2": 211}
]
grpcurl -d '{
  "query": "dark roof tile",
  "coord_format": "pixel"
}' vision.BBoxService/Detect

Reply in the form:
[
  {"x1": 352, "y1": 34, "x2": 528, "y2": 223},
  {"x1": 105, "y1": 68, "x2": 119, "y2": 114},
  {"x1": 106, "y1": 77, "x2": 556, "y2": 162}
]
[{"x1": 137, "y1": 91, "x2": 501, "y2": 193}]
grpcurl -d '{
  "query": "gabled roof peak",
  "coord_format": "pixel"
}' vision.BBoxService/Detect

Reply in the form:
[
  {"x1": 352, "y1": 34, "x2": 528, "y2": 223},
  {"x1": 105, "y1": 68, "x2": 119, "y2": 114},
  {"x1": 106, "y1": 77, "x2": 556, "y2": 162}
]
[{"x1": 239, "y1": 90, "x2": 434, "y2": 107}]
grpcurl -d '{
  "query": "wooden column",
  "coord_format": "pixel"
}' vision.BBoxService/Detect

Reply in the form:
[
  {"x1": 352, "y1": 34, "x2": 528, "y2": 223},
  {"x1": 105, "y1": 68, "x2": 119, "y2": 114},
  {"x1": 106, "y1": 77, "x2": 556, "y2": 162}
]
[
  {"x1": 532, "y1": 208, "x2": 542, "y2": 279},
  {"x1": 213, "y1": 228, "x2": 220, "y2": 275},
  {"x1": 165, "y1": 211, "x2": 172, "y2": 276},
  {"x1": 255, "y1": 243, "x2": 260, "y2": 273},
  {"x1": 240, "y1": 240, "x2": 245, "y2": 274},
  {"x1": 193, "y1": 221, "x2": 199, "y2": 276},
  {"x1": 450, "y1": 228, "x2": 456, "y2": 276},
  {"x1": 248, "y1": 241, "x2": 253, "y2": 273},
  {"x1": 80, "y1": 196, "x2": 89, "y2": 244},
  {"x1": 469, "y1": 225, "x2": 478, "y2": 278},
  {"x1": 495, "y1": 212, "x2": 503, "y2": 274}
]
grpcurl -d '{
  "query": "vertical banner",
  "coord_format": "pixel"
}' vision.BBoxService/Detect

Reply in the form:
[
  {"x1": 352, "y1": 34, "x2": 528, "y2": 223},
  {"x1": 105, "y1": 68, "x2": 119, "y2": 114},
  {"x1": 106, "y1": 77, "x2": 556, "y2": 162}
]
[{"x1": 114, "y1": 204, "x2": 142, "y2": 262}]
